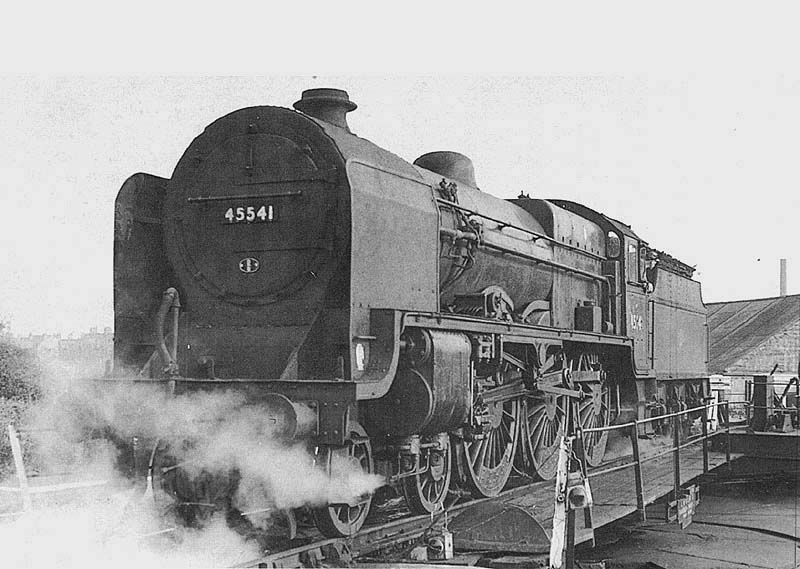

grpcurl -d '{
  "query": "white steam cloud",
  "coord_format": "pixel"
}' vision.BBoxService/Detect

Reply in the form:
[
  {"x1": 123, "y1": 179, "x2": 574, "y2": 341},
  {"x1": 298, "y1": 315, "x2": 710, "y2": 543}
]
[
  {"x1": 3, "y1": 502, "x2": 259, "y2": 568},
  {"x1": 1, "y1": 369, "x2": 384, "y2": 568}
]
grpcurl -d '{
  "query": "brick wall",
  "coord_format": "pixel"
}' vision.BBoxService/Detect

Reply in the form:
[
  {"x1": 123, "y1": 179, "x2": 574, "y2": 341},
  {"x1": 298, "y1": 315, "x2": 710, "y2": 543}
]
[{"x1": 727, "y1": 321, "x2": 800, "y2": 376}]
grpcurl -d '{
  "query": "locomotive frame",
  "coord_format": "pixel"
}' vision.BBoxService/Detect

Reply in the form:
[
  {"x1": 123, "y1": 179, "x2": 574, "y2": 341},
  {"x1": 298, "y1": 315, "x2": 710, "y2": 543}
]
[{"x1": 112, "y1": 88, "x2": 709, "y2": 537}]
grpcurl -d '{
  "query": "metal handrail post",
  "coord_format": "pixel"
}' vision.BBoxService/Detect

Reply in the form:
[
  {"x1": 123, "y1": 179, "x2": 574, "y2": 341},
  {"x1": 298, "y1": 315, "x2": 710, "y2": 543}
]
[
  {"x1": 8, "y1": 425, "x2": 32, "y2": 511},
  {"x1": 725, "y1": 402, "x2": 732, "y2": 473},
  {"x1": 576, "y1": 429, "x2": 595, "y2": 542},
  {"x1": 702, "y1": 403, "x2": 709, "y2": 474},
  {"x1": 672, "y1": 413, "x2": 681, "y2": 503},
  {"x1": 565, "y1": 508, "x2": 576, "y2": 569},
  {"x1": 792, "y1": 374, "x2": 800, "y2": 427},
  {"x1": 565, "y1": 397, "x2": 578, "y2": 569},
  {"x1": 629, "y1": 422, "x2": 646, "y2": 521}
]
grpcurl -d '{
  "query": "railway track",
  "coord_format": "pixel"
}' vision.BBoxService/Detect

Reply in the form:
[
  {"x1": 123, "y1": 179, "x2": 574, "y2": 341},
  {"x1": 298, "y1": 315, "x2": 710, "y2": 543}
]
[
  {"x1": 233, "y1": 473, "x2": 552, "y2": 568},
  {"x1": 232, "y1": 443, "x2": 653, "y2": 569},
  {"x1": 231, "y1": 431, "x2": 733, "y2": 568}
]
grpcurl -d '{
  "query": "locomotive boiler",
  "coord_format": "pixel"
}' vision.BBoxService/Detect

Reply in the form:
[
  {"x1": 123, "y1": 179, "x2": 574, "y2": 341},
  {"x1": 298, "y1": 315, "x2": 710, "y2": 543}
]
[{"x1": 113, "y1": 88, "x2": 708, "y2": 537}]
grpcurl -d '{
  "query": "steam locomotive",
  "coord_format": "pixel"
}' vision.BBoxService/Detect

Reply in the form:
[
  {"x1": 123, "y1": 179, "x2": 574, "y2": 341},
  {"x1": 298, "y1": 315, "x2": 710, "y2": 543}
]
[{"x1": 113, "y1": 88, "x2": 708, "y2": 537}]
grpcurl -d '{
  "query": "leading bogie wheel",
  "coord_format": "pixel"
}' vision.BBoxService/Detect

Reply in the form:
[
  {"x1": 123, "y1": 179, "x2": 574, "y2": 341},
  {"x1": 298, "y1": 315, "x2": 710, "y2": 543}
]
[
  {"x1": 402, "y1": 436, "x2": 452, "y2": 514},
  {"x1": 312, "y1": 422, "x2": 374, "y2": 538}
]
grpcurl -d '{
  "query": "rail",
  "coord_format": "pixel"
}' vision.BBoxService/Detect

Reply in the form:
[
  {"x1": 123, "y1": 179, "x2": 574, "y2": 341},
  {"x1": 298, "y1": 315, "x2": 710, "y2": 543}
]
[
  {"x1": 578, "y1": 401, "x2": 732, "y2": 521},
  {"x1": 732, "y1": 401, "x2": 799, "y2": 428},
  {"x1": 1, "y1": 424, "x2": 108, "y2": 515},
  {"x1": 707, "y1": 376, "x2": 800, "y2": 430},
  {"x1": 720, "y1": 400, "x2": 800, "y2": 432}
]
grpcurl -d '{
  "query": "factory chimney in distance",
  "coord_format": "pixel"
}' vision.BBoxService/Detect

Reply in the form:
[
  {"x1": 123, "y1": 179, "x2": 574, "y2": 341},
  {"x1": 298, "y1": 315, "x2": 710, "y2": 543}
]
[{"x1": 780, "y1": 258, "x2": 787, "y2": 296}]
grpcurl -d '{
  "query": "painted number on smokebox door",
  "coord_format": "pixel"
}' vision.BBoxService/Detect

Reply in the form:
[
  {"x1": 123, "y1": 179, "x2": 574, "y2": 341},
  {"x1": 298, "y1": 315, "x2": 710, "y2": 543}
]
[{"x1": 224, "y1": 205, "x2": 274, "y2": 223}]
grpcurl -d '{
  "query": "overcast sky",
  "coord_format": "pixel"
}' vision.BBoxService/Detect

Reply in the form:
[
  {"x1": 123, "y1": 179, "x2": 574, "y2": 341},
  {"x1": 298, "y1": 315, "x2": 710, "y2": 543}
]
[{"x1": 1, "y1": 74, "x2": 798, "y2": 335}]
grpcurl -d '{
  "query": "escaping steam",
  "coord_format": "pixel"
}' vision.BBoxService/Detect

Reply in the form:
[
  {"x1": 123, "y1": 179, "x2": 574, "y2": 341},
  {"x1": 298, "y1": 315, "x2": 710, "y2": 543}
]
[
  {"x1": 1, "y1": 363, "x2": 384, "y2": 567},
  {"x1": 33, "y1": 380, "x2": 383, "y2": 509}
]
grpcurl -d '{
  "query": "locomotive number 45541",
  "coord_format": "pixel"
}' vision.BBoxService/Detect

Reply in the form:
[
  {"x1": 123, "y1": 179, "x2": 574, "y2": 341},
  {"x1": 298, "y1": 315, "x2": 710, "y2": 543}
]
[{"x1": 224, "y1": 205, "x2": 275, "y2": 223}]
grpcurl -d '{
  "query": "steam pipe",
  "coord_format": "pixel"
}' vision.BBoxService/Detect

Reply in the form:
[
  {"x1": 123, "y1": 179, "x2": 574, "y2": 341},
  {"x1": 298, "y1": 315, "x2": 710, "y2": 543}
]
[
  {"x1": 439, "y1": 227, "x2": 479, "y2": 242},
  {"x1": 436, "y1": 198, "x2": 605, "y2": 261},
  {"x1": 440, "y1": 223, "x2": 608, "y2": 283},
  {"x1": 156, "y1": 287, "x2": 181, "y2": 377}
]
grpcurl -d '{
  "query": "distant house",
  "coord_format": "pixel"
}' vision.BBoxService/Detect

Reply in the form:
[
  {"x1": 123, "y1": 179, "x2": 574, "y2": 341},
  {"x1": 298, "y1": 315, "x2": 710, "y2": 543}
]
[
  {"x1": 707, "y1": 294, "x2": 800, "y2": 418},
  {"x1": 13, "y1": 333, "x2": 62, "y2": 360},
  {"x1": 13, "y1": 327, "x2": 113, "y2": 378},
  {"x1": 57, "y1": 327, "x2": 113, "y2": 362}
]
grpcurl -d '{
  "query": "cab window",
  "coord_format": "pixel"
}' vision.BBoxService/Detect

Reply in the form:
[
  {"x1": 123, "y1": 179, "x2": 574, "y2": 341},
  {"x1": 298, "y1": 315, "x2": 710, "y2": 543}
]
[
  {"x1": 626, "y1": 239, "x2": 639, "y2": 283},
  {"x1": 639, "y1": 246, "x2": 649, "y2": 281}
]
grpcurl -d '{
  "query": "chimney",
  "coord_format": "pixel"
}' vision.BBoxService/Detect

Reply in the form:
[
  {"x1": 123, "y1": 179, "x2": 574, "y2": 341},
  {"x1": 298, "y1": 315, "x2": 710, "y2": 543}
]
[
  {"x1": 293, "y1": 88, "x2": 357, "y2": 131},
  {"x1": 780, "y1": 258, "x2": 787, "y2": 296}
]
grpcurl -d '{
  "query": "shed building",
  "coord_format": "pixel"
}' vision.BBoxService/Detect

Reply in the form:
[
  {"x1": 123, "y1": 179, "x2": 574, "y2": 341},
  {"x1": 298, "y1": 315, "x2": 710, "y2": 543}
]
[{"x1": 707, "y1": 294, "x2": 800, "y2": 419}]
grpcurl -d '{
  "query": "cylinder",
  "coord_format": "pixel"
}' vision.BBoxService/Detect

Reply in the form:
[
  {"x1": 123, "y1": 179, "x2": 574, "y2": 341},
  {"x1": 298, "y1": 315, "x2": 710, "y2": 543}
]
[{"x1": 362, "y1": 330, "x2": 472, "y2": 437}]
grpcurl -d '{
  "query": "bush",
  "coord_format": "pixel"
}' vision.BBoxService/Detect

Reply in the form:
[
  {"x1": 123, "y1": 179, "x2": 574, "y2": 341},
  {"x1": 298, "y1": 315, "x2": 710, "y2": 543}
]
[
  {"x1": 0, "y1": 398, "x2": 31, "y2": 479},
  {"x1": 0, "y1": 340, "x2": 42, "y2": 479},
  {"x1": 0, "y1": 342, "x2": 42, "y2": 401}
]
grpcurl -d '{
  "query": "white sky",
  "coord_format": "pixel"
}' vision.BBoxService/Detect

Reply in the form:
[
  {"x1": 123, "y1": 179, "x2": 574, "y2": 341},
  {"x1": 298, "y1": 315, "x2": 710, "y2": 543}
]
[
  {"x1": 1, "y1": 74, "x2": 797, "y2": 335},
  {"x1": 1, "y1": 6, "x2": 799, "y2": 335}
]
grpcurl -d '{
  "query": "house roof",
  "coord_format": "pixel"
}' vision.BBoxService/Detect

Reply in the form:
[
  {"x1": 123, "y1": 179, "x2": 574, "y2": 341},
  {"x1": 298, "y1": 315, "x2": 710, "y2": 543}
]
[{"x1": 706, "y1": 294, "x2": 800, "y2": 374}]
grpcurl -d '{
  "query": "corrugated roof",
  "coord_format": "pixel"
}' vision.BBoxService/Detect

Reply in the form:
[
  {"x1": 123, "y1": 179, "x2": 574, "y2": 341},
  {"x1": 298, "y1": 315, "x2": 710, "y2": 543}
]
[{"x1": 706, "y1": 294, "x2": 800, "y2": 374}]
